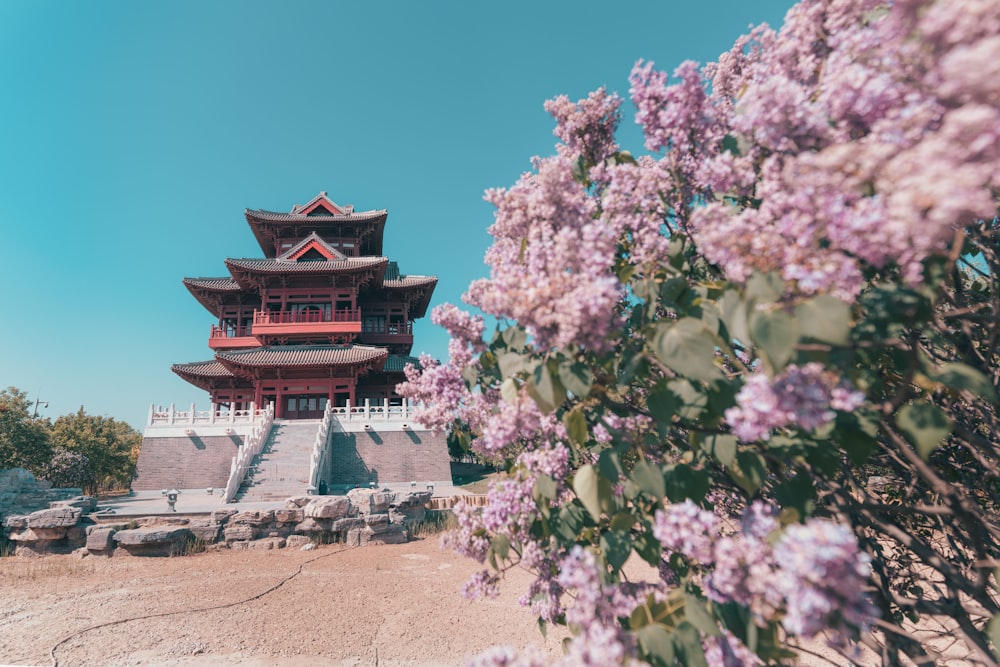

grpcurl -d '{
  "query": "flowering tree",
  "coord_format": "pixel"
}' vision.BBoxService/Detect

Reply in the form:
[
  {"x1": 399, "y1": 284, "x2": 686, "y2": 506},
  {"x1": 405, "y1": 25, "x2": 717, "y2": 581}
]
[{"x1": 401, "y1": 0, "x2": 1000, "y2": 664}]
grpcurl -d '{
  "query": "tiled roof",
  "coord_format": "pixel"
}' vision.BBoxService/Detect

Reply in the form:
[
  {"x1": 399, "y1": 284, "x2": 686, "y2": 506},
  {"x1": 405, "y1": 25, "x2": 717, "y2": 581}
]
[
  {"x1": 384, "y1": 355, "x2": 422, "y2": 373},
  {"x1": 172, "y1": 360, "x2": 234, "y2": 377},
  {"x1": 382, "y1": 275, "x2": 437, "y2": 289},
  {"x1": 276, "y1": 232, "x2": 346, "y2": 261},
  {"x1": 245, "y1": 208, "x2": 387, "y2": 224},
  {"x1": 225, "y1": 256, "x2": 387, "y2": 274},
  {"x1": 182, "y1": 277, "x2": 242, "y2": 292},
  {"x1": 217, "y1": 345, "x2": 388, "y2": 368}
]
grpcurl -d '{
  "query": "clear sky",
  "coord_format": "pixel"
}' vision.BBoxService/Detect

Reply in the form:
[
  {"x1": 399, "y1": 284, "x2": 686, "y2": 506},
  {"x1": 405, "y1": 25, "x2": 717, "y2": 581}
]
[{"x1": 0, "y1": 0, "x2": 795, "y2": 430}]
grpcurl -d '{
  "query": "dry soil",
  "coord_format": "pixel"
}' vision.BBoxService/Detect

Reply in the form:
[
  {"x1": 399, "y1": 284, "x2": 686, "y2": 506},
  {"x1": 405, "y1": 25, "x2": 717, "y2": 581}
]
[{"x1": 0, "y1": 537, "x2": 566, "y2": 667}]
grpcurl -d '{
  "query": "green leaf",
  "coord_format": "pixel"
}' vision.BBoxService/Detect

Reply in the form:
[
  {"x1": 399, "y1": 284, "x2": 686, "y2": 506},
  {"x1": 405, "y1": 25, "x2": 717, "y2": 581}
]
[
  {"x1": 637, "y1": 624, "x2": 675, "y2": 666},
  {"x1": 683, "y1": 595, "x2": 719, "y2": 636},
  {"x1": 651, "y1": 318, "x2": 723, "y2": 382},
  {"x1": 773, "y1": 471, "x2": 815, "y2": 520},
  {"x1": 497, "y1": 352, "x2": 526, "y2": 379},
  {"x1": 668, "y1": 380, "x2": 708, "y2": 421},
  {"x1": 533, "y1": 474, "x2": 558, "y2": 501},
  {"x1": 500, "y1": 377, "x2": 519, "y2": 405},
  {"x1": 750, "y1": 308, "x2": 799, "y2": 371},
  {"x1": 633, "y1": 531, "x2": 662, "y2": 566},
  {"x1": 721, "y1": 134, "x2": 741, "y2": 156},
  {"x1": 796, "y1": 295, "x2": 851, "y2": 346},
  {"x1": 700, "y1": 433, "x2": 737, "y2": 467},
  {"x1": 558, "y1": 360, "x2": 594, "y2": 398},
  {"x1": 491, "y1": 533, "x2": 510, "y2": 561},
  {"x1": 663, "y1": 464, "x2": 710, "y2": 503},
  {"x1": 461, "y1": 363, "x2": 480, "y2": 387},
  {"x1": 563, "y1": 408, "x2": 588, "y2": 446},
  {"x1": 500, "y1": 326, "x2": 527, "y2": 351},
  {"x1": 554, "y1": 504, "x2": 586, "y2": 542},
  {"x1": 674, "y1": 622, "x2": 709, "y2": 667},
  {"x1": 834, "y1": 411, "x2": 879, "y2": 466},
  {"x1": 727, "y1": 451, "x2": 767, "y2": 496},
  {"x1": 632, "y1": 460, "x2": 666, "y2": 499},
  {"x1": 598, "y1": 449, "x2": 623, "y2": 483},
  {"x1": 719, "y1": 289, "x2": 751, "y2": 347},
  {"x1": 930, "y1": 362, "x2": 998, "y2": 403},
  {"x1": 609, "y1": 512, "x2": 634, "y2": 532},
  {"x1": 988, "y1": 613, "x2": 1000, "y2": 658},
  {"x1": 647, "y1": 385, "x2": 679, "y2": 424},
  {"x1": 745, "y1": 272, "x2": 784, "y2": 303},
  {"x1": 526, "y1": 363, "x2": 566, "y2": 414},
  {"x1": 897, "y1": 402, "x2": 953, "y2": 459},
  {"x1": 601, "y1": 532, "x2": 632, "y2": 570},
  {"x1": 573, "y1": 464, "x2": 606, "y2": 521}
]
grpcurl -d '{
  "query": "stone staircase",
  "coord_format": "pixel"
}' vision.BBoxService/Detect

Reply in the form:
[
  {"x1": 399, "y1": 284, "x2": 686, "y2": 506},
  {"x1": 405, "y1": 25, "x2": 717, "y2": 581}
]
[{"x1": 234, "y1": 419, "x2": 321, "y2": 502}]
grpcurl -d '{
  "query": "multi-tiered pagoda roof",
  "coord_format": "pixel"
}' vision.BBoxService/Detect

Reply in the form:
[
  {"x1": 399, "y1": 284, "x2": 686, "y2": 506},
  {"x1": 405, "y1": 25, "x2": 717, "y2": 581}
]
[{"x1": 172, "y1": 192, "x2": 436, "y2": 419}]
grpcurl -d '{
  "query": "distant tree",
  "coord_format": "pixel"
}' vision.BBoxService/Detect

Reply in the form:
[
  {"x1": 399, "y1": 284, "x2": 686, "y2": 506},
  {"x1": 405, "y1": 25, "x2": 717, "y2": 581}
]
[
  {"x1": 0, "y1": 386, "x2": 52, "y2": 473},
  {"x1": 40, "y1": 449, "x2": 93, "y2": 490},
  {"x1": 48, "y1": 408, "x2": 140, "y2": 495}
]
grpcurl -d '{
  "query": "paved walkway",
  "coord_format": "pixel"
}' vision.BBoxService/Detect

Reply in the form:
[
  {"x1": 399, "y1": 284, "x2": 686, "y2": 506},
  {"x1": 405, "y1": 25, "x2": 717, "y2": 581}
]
[{"x1": 94, "y1": 482, "x2": 472, "y2": 518}]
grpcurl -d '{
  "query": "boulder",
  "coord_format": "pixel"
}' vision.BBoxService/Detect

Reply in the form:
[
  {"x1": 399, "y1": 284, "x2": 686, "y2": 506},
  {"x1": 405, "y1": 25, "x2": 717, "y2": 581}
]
[
  {"x1": 285, "y1": 535, "x2": 312, "y2": 549},
  {"x1": 248, "y1": 537, "x2": 285, "y2": 550},
  {"x1": 347, "y1": 488, "x2": 392, "y2": 515},
  {"x1": 188, "y1": 519, "x2": 222, "y2": 543},
  {"x1": 113, "y1": 526, "x2": 192, "y2": 556},
  {"x1": 390, "y1": 507, "x2": 425, "y2": 526},
  {"x1": 87, "y1": 522, "x2": 129, "y2": 534},
  {"x1": 285, "y1": 496, "x2": 312, "y2": 508},
  {"x1": 230, "y1": 510, "x2": 274, "y2": 526},
  {"x1": 355, "y1": 524, "x2": 407, "y2": 546},
  {"x1": 211, "y1": 508, "x2": 238, "y2": 523},
  {"x1": 27, "y1": 507, "x2": 82, "y2": 529},
  {"x1": 331, "y1": 517, "x2": 366, "y2": 532},
  {"x1": 274, "y1": 508, "x2": 304, "y2": 523},
  {"x1": 304, "y1": 496, "x2": 351, "y2": 519},
  {"x1": 360, "y1": 523, "x2": 408, "y2": 546},
  {"x1": 222, "y1": 524, "x2": 256, "y2": 543},
  {"x1": 86, "y1": 527, "x2": 117, "y2": 553},
  {"x1": 49, "y1": 496, "x2": 98, "y2": 514},
  {"x1": 294, "y1": 518, "x2": 330, "y2": 533}
]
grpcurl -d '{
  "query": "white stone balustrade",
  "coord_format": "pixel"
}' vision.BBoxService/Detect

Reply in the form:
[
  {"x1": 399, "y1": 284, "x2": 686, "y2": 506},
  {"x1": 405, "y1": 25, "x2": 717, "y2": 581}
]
[
  {"x1": 307, "y1": 401, "x2": 335, "y2": 494},
  {"x1": 221, "y1": 402, "x2": 275, "y2": 503},
  {"x1": 328, "y1": 398, "x2": 421, "y2": 433},
  {"x1": 147, "y1": 403, "x2": 268, "y2": 427}
]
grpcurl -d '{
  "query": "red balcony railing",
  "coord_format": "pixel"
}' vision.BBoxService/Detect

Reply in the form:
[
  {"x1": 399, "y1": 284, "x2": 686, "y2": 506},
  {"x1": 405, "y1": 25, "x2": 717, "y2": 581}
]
[
  {"x1": 209, "y1": 325, "x2": 261, "y2": 350},
  {"x1": 254, "y1": 309, "x2": 360, "y2": 325},
  {"x1": 251, "y1": 308, "x2": 362, "y2": 337}
]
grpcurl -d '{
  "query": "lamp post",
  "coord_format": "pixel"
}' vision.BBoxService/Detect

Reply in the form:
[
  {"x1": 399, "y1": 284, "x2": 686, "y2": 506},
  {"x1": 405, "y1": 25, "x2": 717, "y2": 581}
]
[{"x1": 31, "y1": 393, "x2": 48, "y2": 419}]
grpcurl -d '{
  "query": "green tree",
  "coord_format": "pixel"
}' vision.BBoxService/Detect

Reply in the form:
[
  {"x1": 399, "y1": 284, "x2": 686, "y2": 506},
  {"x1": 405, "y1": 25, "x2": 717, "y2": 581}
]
[
  {"x1": 48, "y1": 408, "x2": 140, "y2": 495},
  {"x1": 0, "y1": 386, "x2": 52, "y2": 473}
]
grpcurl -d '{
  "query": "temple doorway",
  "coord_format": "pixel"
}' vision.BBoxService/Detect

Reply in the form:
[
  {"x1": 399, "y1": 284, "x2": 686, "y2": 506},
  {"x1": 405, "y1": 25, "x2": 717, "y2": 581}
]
[{"x1": 285, "y1": 394, "x2": 328, "y2": 419}]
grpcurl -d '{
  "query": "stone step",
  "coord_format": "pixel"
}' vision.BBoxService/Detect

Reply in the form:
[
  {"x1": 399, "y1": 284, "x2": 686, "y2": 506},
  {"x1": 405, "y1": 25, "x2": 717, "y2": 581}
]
[{"x1": 235, "y1": 421, "x2": 322, "y2": 502}]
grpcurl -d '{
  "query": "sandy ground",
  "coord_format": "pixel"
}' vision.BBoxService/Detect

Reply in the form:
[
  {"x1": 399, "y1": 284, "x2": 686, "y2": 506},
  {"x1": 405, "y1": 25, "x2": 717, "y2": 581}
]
[{"x1": 0, "y1": 537, "x2": 567, "y2": 667}]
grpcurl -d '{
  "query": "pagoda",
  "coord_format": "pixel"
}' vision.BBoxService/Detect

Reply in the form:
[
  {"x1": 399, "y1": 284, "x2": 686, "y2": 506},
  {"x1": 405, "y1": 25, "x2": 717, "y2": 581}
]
[{"x1": 173, "y1": 192, "x2": 437, "y2": 419}]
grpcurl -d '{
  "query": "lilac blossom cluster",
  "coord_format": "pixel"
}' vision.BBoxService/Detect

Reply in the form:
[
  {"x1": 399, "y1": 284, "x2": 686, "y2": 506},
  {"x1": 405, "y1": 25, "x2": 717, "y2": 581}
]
[
  {"x1": 724, "y1": 363, "x2": 865, "y2": 442},
  {"x1": 432, "y1": 303, "x2": 485, "y2": 368},
  {"x1": 629, "y1": 0, "x2": 1000, "y2": 298},
  {"x1": 464, "y1": 88, "x2": 633, "y2": 352},
  {"x1": 653, "y1": 501, "x2": 873, "y2": 644},
  {"x1": 702, "y1": 628, "x2": 763, "y2": 667},
  {"x1": 543, "y1": 87, "x2": 621, "y2": 166},
  {"x1": 466, "y1": 154, "x2": 622, "y2": 352}
]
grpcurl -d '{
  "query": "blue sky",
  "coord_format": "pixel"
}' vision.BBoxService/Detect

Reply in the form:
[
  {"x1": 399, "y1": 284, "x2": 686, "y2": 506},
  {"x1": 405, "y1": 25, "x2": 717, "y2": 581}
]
[{"x1": 0, "y1": 1, "x2": 795, "y2": 430}]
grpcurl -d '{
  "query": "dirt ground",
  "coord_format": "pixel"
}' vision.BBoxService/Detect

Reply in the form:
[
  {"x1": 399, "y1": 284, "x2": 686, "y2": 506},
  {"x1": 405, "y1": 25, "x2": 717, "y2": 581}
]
[{"x1": 0, "y1": 536, "x2": 567, "y2": 667}]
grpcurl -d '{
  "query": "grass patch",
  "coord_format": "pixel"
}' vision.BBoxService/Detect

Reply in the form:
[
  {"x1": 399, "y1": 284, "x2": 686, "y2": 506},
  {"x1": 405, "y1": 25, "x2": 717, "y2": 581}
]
[{"x1": 410, "y1": 509, "x2": 458, "y2": 537}]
